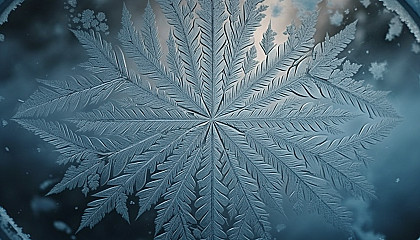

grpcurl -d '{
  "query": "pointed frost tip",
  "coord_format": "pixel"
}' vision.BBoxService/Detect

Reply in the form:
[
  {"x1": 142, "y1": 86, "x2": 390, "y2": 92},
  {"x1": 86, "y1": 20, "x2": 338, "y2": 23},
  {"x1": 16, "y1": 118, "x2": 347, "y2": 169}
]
[
  {"x1": 135, "y1": 210, "x2": 142, "y2": 221},
  {"x1": 122, "y1": 2, "x2": 129, "y2": 14},
  {"x1": 45, "y1": 189, "x2": 56, "y2": 196},
  {"x1": 75, "y1": 226, "x2": 84, "y2": 234},
  {"x1": 348, "y1": 20, "x2": 358, "y2": 31},
  {"x1": 76, "y1": 221, "x2": 91, "y2": 234},
  {"x1": 121, "y1": 2, "x2": 132, "y2": 24}
]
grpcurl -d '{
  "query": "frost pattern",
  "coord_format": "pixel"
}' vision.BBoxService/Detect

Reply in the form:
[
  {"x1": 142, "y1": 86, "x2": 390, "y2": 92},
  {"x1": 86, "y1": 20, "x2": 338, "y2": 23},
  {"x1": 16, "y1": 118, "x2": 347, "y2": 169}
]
[
  {"x1": 0, "y1": 0, "x2": 25, "y2": 25},
  {"x1": 0, "y1": 206, "x2": 31, "y2": 240},
  {"x1": 380, "y1": 0, "x2": 420, "y2": 42},
  {"x1": 0, "y1": 0, "x2": 25, "y2": 40},
  {"x1": 13, "y1": 1, "x2": 398, "y2": 239},
  {"x1": 65, "y1": 0, "x2": 109, "y2": 35}
]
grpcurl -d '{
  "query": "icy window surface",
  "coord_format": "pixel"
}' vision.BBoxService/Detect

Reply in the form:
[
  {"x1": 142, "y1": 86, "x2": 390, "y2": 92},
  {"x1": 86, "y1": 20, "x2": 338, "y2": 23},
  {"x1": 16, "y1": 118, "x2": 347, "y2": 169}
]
[
  {"x1": 12, "y1": 1, "x2": 400, "y2": 238},
  {"x1": 4, "y1": 0, "x2": 420, "y2": 239}
]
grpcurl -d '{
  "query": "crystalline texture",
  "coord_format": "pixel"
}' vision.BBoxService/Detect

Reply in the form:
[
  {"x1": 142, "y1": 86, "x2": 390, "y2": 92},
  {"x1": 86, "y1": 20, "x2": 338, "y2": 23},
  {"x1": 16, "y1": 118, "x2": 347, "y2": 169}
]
[
  {"x1": 0, "y1": 206, "x2": 31, "y2": 240},
  {"x1": 0, "y1": 0, "x2": 25, "y2": 25},
  {"x1": 369, "y1": 61, "x2": 388, "y2": 80},
  {"x1": 13, "y1": 1, "x2": 398, "y2": 239},
  {"x1": 380, "y1": 0, "x2": 420, "y2": 42}
]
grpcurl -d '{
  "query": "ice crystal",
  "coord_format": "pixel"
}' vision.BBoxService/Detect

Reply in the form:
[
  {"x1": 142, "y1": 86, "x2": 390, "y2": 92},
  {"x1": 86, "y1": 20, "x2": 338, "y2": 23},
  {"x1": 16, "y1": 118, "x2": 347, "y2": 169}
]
[
  {"x1": 0, "y1": 0, "x2": 24, "y2": 25},
  {"x1": 386, "y1": 16, "x2": 403, "y2": 41},
  {"x1": 67, "y1": 0, "x2": 77, "y2": 8},
  {"x1": 66, "y1": 1, "x2": 109, "y2": 35},
  {"x1": 380, "y1": 0, "x2": 420, "y2": 42},
  {"x1": 13, "y1": 1, "x2": 398, "y2": 239},
  {"x1": 1, "y1": 0, "x2": 25, "y2": 42},
  {"x1": 330, "y1": 11, "x2": 344, "y2": 26},
  {"x1": 369, "y1": 61, "x2": 388, "y2": 80},
  {"x1": 0, "y1": 206, "x2": 31, "y2": 240}
]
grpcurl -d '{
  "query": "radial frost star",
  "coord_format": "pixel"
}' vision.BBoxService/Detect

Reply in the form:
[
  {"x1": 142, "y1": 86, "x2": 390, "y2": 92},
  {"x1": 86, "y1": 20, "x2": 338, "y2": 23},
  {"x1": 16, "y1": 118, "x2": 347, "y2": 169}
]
[{"x1": 13, "y1": 0, "x2": 398, "y2": 239}]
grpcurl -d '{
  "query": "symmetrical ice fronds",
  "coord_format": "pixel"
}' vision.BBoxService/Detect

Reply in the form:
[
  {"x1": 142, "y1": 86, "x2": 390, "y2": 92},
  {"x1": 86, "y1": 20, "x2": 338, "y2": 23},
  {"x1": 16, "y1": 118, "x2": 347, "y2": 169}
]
[
  {"x1": 0, "y1": 206, "x2": 31, "y2": 240},
  {"x1": 13, "y1": 1, "x2": 398, "y2": 239}
]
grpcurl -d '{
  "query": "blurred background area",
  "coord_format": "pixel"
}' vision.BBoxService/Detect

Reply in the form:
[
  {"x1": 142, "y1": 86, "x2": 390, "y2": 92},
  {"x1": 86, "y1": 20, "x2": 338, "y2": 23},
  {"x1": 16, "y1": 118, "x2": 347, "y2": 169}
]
[{"x1": 0, "y1": 0, "x2": 419, "y2": 239}]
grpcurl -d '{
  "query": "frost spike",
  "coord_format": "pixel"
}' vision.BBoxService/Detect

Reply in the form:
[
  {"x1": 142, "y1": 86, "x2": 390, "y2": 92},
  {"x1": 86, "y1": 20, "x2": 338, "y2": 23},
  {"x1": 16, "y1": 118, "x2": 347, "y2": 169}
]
[
  {"x1": 141, "y1": 1, "x2": 162, "y2": 59},
  {"x1": 260, "y1": 22, "x2": 277, "y2": 55}
]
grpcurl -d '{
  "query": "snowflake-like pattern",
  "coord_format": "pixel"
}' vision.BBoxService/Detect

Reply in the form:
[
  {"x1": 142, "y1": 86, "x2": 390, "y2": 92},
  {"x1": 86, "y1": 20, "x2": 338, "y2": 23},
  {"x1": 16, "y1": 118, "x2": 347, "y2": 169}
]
[{"x1": 13, "y1": 0, "x2": 398, "y2": 239}]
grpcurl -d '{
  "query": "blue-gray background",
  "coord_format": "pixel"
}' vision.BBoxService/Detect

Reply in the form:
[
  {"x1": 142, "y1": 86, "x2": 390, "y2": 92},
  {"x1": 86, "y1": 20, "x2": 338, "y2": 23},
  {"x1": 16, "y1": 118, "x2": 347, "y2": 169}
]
[{"x1": 0, "y1": 0, "x2": 419, "y2": 239}]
